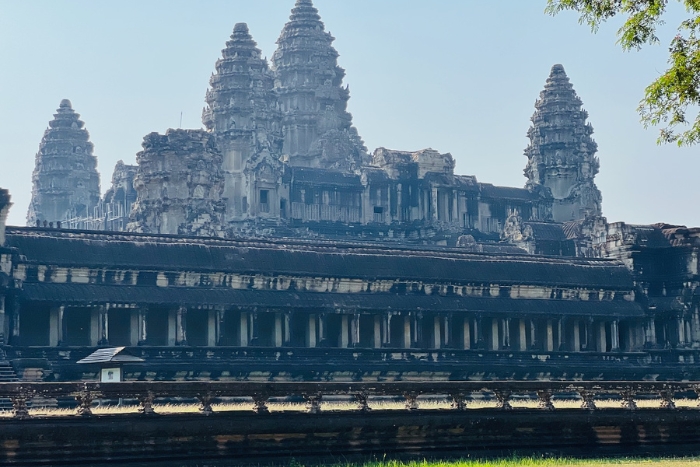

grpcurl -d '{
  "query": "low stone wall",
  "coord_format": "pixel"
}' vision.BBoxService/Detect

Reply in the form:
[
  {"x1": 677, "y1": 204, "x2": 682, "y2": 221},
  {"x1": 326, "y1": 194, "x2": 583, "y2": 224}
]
[
  {"x1": 0, "y1": 381, "x2": 698, "y2": 465},
  {"x1": 2, "y1": 408, "x2": 700, "y2": 465}
]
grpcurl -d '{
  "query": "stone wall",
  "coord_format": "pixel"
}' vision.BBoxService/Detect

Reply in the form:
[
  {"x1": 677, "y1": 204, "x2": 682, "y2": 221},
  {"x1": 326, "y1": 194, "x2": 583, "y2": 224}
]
[
  {"x1": 128, "y1": 130, "x2": 225, "y2": 237},
  {"x1": 0, "y1": 189, "x2": 10, "y2": 247}
]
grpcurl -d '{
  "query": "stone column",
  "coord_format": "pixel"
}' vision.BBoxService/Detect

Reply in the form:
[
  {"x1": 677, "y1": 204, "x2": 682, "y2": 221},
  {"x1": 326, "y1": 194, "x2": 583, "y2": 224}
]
[
  {"x1": 463, "y1": 317, "x2": 471, "y2": 350},
  {"x1": 433, "y1": 316, "x2": 442, "y2": 349},
  {"x1": 318, "y1": 314, "x2": 327, "y2": 346},
  {"x1": 491, "y1": 318, "x2": 499, "y2": 351},
  {"x1": 239, "y1": 311, "x2": 249, "y2": 347},
  {"x1": 557, "y1": 318, "x2": 564, "y2": 351},
  {"x1": 176, "y1": 306, "x2": 188, "y2": 346},
  {"x1": 167, "y1": 309, "x2": 177, "y2": 346},
  {"x1": 443, "y1": 315, "x2": 451, "y2": 348},
  {"x1": 530, "y1": 319, "x2": 537, "y2": 350},
  {"x1": 215, "y1": 308, "x2": 225, "y2": 346},
  {"x1": 677, "y1": 315, "x2": 686, "y2": 347},
  {"x1": 610, "y1": 320, "x2": 620, "y2": 352},
  {"x1": 49, "y1": 306, "x2": 64, "y2": 347},
  {"x1": 207, "y1": 310, "x2": 217, "y2": 347},
  {"x1": 252, "y1": 312, "x2": 262, "y2": 346},
  {"x1": 518, "y1": 319, "x2": 527, "y2": 351},
  {"x1": 597, "y1": 321, "x2": 607, "y2": 352},
  {"x1": 413, "y1": 313, "x2": 422, "y2": 347},
  {"x1": 129, "y1": 310, "x2": 139, "y2": 346},
  {"x1": 584, "y1": 320, "x2": 593, "y2": 351},
  {"x1": 383, "y1": 314, "x2": 391, "y2": 347},
  {"x1": 351, "y1": 313, "x2": 360, "y2": 347},
  {"x1": 307, "y1": 314, "x2": 317, "y2": 348},
  {"x1": 284, "y1": 313, "x2": 292, "y2": 346},
  {"x1": 545, "y1": 320, "x2": 554, "y2": 352},
  {"x1": 693, "y1": 309, "x2": 700, "y2": 347},
  {"x1": 396, "y1": 184, "x2": 403, "y2": 222},
  {"x1": 572, "y1": 320, "x2": 580, "y2": 352},
  {"x1": 431, "y1": 187, "x2": 439, "y2": 221},
  {"x1": 138, "y1": 308, "x2": 148, "y2": 346},
  {"x1": 98, "y1": 305, "x2": 109, "y2": 346},
  {"x1": 274, "y1": 313, "x2": 283, "y2": 348},
  {"x1": 340, "y1": 315, "x2": 349, "y2": 348},
  {"x1": 0, "y1": 296, "x2": 5, "y2": 346},
  {"x1": 451, "y1": 191, "x2": 458, "y2": 224},
  {"x1": 475, "y1": 316, "x2": 485, "y2": 349},
  {"x1": 403, "y1": 315, "x2": 411, "y2": 349},
  {"x1": 502, "y1": 319, "x2": 510, "y2": 349},
  {"x1": 374, "y1": 315, "x2": 382, "y2": 349},
  {"x1": 646, "y1": 318, "x2": 657, "y2": 348},
  {"x1": 685, "y1": 319, "x2": 692, "y2": 348}
]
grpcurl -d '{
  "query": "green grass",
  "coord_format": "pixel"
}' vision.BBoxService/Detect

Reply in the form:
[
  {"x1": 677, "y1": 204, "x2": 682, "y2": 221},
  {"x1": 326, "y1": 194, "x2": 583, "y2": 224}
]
[{"x1": 288, "y1": 459, "x2": 700, "y2": 467}]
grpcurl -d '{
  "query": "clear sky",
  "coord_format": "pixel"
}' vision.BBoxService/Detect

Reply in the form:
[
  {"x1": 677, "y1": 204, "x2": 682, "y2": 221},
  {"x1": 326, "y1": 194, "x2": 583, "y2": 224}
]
[{"x1": 0, "y1": 1, "x2": 695, "y2": 227}]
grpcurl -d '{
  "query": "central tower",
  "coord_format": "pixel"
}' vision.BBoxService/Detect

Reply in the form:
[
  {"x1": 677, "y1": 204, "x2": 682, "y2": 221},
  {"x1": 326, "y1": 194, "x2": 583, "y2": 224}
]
[
  {"x1": 272, "y1": 0, "x2": 366, "y2": 171},
  {"x1": 524, "y1": 64, "x2": 602, "y2": 222}
]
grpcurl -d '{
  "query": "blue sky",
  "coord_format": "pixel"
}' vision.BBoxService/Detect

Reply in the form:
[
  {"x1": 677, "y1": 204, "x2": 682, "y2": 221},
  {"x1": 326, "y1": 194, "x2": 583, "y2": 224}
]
[{"x1": 0, "y1": 1, "x2": 695, "y2": 227}]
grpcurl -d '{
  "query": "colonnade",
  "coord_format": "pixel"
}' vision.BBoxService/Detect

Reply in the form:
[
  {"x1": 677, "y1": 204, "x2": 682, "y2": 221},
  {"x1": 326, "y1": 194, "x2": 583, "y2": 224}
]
[{"x1": 7, "y1": 302, "x2": 647, "y2": 353}]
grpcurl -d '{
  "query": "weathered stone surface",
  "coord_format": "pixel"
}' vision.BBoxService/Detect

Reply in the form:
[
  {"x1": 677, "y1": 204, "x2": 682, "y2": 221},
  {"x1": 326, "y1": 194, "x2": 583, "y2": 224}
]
[
  {"x1": 0, "y1": 189, "x2": 10, "y2": 247},
  {"x1": 101, "y1": 161, "x2": 138, "y2": 231},
  {"x1": 27, "y1": 100, "x2": 101, "y2": 226},
  {"x1": 272, "y1": 0, "x2": 367, "y2": 170},
  {"x1": 203, "y1": 23, "x2": 283, "y2": 222},
  {"x1": 127, "y1": 129, "x2": 225, "y2": 237},
  {"x1": 524, "y1": 65, "x2": 601, "y2": 222}
]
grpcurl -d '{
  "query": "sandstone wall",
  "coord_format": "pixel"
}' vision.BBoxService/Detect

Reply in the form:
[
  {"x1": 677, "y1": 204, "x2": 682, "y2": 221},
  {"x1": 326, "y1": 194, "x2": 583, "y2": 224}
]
[{"x1": 128, "y1": 130, "x2": 225, "y2": 237}]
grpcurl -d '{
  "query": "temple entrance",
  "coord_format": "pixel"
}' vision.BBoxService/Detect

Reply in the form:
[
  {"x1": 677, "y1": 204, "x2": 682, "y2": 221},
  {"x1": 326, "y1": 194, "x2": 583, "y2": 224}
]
[
  {"x1": 187, "y1": 311, "x2": 209, "y2": 347},
  {"x1": 323, "y1": 314, "x2": 342, "y2": 348},
  {"x1": 289, "y1": 313, "x2": 308, "y2": 348},
  {"x1": 358, "y1": 315, "x2": 375, "y2": 348},
  {"x1": 108, "y1": 310, "x2": 131, "y2": 346},
  {"x1": 146, "y1": 307, "x2": 169, "y2": 346},
  {"x1": 252, "y1": 312, "x2": 275, "y2": 347},
  {"x1": 389, "y1": 315, "x2": 406, "y2": 348},
  {"x1": 63, "y1": 307, "x2": 92, "y2": 346},
  {"x1": 221, "y1": 310, "x2": 241, "y2": 346},
  {"x1": 18, "y1": 303, "x2": 50, "y2": 346}
]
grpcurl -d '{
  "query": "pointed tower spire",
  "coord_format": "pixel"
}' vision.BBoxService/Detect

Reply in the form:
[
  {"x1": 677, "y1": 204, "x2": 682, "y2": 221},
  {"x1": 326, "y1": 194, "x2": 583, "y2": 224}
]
[
  {"x1": 524, "y1": 64, "x2": 601, "y2": 222},
  {"x1": 272, "y1": 0, "x2": 367, "y2": 170},
  {"x1": 203, "y1": 22, "x2": 281, "y2": 221},
  {"x1": 27, "y1": 100, "x2": 101, "y2": 226}
]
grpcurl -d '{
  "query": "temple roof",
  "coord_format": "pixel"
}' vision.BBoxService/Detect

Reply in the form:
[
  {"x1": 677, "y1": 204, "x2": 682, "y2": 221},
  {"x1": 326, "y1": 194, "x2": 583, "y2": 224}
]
[
  {"x1": 20, "y1": 282, "x2": 643, "y2": 318},
  {"x1": 6, "y1": 227, "x2": 635, "y2": 290}
]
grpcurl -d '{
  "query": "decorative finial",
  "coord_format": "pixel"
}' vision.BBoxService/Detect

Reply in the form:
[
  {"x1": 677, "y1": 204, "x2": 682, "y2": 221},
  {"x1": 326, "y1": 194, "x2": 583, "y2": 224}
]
[
  {"x1": 233, "y1": 23, "x2": 249, "y2": 34},
  {"x1": 59, "y1": 99, "x2": 72, "y2": 109},
  {"x1": 550, "y1": 64, "x2": 566, "y2": 74}
]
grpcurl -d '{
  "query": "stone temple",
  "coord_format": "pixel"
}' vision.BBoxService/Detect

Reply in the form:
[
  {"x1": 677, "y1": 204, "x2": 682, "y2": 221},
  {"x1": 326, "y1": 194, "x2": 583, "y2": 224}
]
[{"x1": 2, "y1": 0, "x2": 700, "y2": 383}]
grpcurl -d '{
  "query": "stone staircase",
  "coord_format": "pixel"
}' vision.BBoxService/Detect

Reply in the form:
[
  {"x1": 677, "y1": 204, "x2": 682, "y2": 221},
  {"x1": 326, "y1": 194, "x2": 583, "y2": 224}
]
[
  {"x1": 0, "y1": 359, "x2": 17, "y2": 382},
  {"x1": 0, "y1": 352, "x2": 18, "y2": 410}
]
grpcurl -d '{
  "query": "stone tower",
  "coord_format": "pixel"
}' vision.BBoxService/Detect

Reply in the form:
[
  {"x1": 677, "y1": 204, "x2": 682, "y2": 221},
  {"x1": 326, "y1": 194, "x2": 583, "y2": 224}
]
[
  {"x1": 203, "y1": 22, "x2": 282, "y2": 221},
  {"x1": 524, "y1": 65, "x2": 601, "y2": 222},
  {"x1": 272, "y1": 0, "x2": 367, "y2": 171},
  {"x1": 27, "y1": 100, "x2": 101, "y2": 226},
  {"x1": 128, "y1": 129, "x2": 225, "y2": 237}
]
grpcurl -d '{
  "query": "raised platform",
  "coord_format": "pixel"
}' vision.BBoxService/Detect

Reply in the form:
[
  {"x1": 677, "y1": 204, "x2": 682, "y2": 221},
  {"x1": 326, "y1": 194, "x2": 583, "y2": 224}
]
[{"x1": 0, "y1": 381, "x2": 699, "y2": 465}]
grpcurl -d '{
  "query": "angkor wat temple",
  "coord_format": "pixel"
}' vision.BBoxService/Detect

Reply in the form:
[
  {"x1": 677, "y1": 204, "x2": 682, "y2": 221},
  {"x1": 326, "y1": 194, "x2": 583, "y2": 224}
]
[{"x1": 1, "y1": 0, "x2": 699, "y2": 382}]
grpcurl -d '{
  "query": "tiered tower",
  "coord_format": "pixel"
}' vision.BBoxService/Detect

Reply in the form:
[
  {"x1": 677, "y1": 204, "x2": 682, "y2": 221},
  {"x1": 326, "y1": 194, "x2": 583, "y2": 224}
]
[
  {"x1": 27, "y1": 100, "x2": 101, "y2": 226},
  {"x1": 524, "y1": 64, "x2": 601, "y2": 222},
  {"x1": 272, "y1": 0, "x2": 366, "y2": 171},
  {"x1": 203, "y1": 23, "x2": 281, "y2": 220}
]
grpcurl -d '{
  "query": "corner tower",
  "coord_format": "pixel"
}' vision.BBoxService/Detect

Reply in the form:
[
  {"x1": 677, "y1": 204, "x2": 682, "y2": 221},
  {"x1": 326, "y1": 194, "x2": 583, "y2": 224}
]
[
  {"x1": 203, "y1": 23, "x2": 281, "y2": 220},
  {"x1": 272, "y1": 0, "x2": 366, "y2": 171},
  {"x1": 27, "y1": 100, "x2": 101, "y2": 226},
  {"x1": 524, "y1": 65, "x2": 601, "y2": 222}
]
